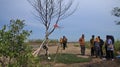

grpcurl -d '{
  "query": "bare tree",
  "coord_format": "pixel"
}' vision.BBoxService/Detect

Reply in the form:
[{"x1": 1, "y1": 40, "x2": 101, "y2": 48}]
[{"x1": 28, "y1": 0, "x2": 76, "y2": 56}]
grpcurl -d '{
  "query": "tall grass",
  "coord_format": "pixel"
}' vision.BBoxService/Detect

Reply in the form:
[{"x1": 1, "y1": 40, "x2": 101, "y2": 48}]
[{"x1": 115, "y1": 40, "x2": 120, "y2": 51}]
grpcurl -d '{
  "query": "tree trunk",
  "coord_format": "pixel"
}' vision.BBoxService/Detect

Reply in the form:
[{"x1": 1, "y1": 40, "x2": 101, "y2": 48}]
[{"x1": 45, "y1": 35, "x2": 49, "y2": 56}]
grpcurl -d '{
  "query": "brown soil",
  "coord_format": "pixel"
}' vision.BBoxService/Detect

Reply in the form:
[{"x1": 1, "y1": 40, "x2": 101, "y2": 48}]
[{"x1": 32, "y1": 43, "x2": 120, "y2": 67}]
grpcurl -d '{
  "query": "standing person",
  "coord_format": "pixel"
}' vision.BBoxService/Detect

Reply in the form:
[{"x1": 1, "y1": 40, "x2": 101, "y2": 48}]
[
  {"x1": 98, "y1": 36, "x2": 104, "y2": 58},
  {"x1": 90, "y1": 35, "x2": 95, "y2": 56},
  {"x1": 79, "y1": 34, "x2": 85, "y2": 55},
  {"x1": 59, "y1": 37, "x2": 63, "y2": 47},
  {"x1": 106, "y1": 35, "x2": 114, "y2": 61},
  {"x1": 104, "y1": 36, "x2": 108, "y2": 59},
  {"x1": 62, "y1": 36, "x2": 67, "y2": 50},
  {"x1": 94, "y1": 37, "x2": 100, "y2": 58}
]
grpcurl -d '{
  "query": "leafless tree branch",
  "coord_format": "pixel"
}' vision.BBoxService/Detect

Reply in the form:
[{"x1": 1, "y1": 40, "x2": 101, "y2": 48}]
[{"x1": 28, "y1": 0, "x2": 77, "y2": 39}]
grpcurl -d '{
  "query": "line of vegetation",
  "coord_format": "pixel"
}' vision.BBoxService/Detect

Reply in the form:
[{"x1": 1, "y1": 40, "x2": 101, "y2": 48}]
[{"x1": 29, "y1": 39, "x2": 58, "y2": 43}]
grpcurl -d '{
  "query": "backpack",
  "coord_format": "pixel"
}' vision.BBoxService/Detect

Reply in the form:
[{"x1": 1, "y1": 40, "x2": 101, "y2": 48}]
[
  {"x1": 100, "y1": 39, "x2": 104, "y2": 46},
  {"x1": 63, "y1": 38, "x2": 67, "y2": 43},
  {"x1": 107, "y1": 35, "x2": 114, "y2": 44}
]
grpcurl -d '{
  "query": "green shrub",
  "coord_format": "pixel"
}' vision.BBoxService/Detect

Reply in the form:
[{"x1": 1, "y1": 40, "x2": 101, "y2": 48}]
[
  {"x1": 0, "y1": 19, "x2": 42, "y2": 67},
  {"x1": 115, "y1": 40, "x2": 120, "y2": 51}
]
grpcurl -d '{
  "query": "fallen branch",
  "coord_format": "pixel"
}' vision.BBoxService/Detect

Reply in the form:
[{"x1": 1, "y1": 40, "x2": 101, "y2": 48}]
[
  {"x1": 53, "y1": 44, "x2": 60, "y2": 64},
  {"x1": 32, "y1": 39, "x2": 46, "y2": 57}
]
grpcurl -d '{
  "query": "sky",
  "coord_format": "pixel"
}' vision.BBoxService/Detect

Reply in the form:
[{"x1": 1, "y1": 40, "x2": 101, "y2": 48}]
[{"x1": 0, "y1": 0, "x2": 120, "y2": 42}]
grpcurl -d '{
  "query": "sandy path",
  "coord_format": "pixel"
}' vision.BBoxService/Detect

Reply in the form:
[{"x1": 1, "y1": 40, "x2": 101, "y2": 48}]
[{"x1": 38, "y1": 43, "x2": 90, "y2": 57}]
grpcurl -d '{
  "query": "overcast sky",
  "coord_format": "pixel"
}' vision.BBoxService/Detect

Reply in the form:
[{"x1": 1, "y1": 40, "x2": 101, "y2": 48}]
[{"x1": 0, "y1": 0, "x2": 120, "y2": 41}]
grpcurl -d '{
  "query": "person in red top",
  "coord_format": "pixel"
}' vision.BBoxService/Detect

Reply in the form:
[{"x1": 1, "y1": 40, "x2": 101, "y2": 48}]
[{"x1": 79, "y1": 34, "x2": 85, "y2": 55}]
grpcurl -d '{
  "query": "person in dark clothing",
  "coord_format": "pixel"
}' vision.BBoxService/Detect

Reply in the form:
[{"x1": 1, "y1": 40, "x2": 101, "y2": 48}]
[
  {"x1": 107, "y1": 35, "x2": 114, "y2": 60},
  {"x1": 98, "y1": 36, "x2": 104, "y2": 58},
  {"x1": 90, "y1": 35, "x2": 95, "y2": 56},
  {"x1": 104, "y1": 35, "x2": 114, "y2": 61},
  {"x1": 62, "y1": 36, "x2": 67, "y2": 50}
]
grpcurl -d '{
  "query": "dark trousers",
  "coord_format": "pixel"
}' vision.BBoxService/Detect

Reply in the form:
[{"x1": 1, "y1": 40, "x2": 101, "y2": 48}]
[
  {"x1": 105, "y1": 46, "x2": 107, "y2": 57},
  {"x1": 95, "y1": 47, "x2": 100, "y2": 57},
  {"x1": 63, "y1": 43, "x2": 66, "y2": 50},
  {"x1": 91, "y1": 47, "x2": 94, "y2": 56},
  {"x1": 106, "y1": 50, "x2": 114, "y2": 59},
  {"x1": 100, "y1": 46, "x2": 103, "y2": 57},
  {"x1": 80, "y1": 45, "x2": 85, "y2": 55}
]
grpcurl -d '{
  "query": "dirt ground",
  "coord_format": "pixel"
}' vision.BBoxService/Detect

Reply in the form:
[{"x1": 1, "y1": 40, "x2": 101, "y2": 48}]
[{"x1": 32, "y1": 43, "x2": 120, "y2": 67}]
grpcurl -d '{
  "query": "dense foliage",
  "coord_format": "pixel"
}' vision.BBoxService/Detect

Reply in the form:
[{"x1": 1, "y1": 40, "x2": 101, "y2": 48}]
[{"x1": 0, "y1": 19, "x2": 41, "y2": 67}]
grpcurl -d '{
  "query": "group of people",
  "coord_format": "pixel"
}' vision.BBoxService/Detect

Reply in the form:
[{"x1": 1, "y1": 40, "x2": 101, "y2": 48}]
[
  {"x1": 79, "y1": 34, "x2": 115, "y2": 61},
  {"x1": 59, "y1": 34, "x2": 115, "y2": 61},
  {"x1": 60, "y1": 36, "x2": 68, "y2": 50},
  {"x1": 90, "y1": 35, "x2": 104, "y2": 58}
]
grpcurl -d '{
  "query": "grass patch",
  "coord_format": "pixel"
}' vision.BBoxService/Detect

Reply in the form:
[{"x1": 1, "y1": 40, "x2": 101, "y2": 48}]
[
  {"x1": 50, "y1": 53, "x2": 91, "y2": 64},
  {"x1": 39, "y1": 54, "x2": 91, "y2": 64}
]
